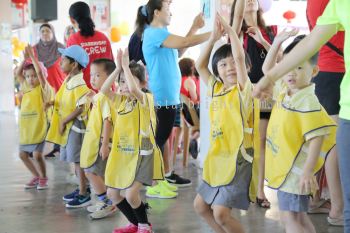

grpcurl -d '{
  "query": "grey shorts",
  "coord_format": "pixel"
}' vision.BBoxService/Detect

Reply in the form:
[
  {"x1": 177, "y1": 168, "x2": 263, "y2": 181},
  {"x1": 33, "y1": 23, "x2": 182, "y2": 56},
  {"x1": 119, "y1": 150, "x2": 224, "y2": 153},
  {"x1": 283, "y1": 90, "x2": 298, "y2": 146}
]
[
  {"x1": 60, "y1": 120, "x2": 85, "y2": 163},
  {"x1": 197, "y1": 155, "x2": 252, "y2": 210},
  {"x1": 19, "y1": 141, "x2": 45, "y2": 153},
  {"x1": 84, "y1": 155, "x2": 107, "y2": 177},
  {"x1": 135, "y1": 154, "x2": 154, "y2": 187},
  {"x1": 277, "y1": 190, "x2": 310, "y2": 212}
]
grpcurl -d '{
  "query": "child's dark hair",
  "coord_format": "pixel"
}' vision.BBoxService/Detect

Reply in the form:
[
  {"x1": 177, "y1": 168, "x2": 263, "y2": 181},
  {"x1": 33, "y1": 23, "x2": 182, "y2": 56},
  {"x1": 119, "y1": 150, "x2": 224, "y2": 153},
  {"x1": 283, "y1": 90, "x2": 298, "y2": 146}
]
[
  {"x1": 135, "y1": 0, "x2": 164, "y2": 36},
  {"x1": 23, "y1": 63, "x2": 35, "y2": 73},
  {"x1": 39, "y1": 23, "x2": 52, "y2": 31},
  {"x1": 119, "y1": 61, "x2": 149, "y2": 92},
  {"x1": 66, "y1": 56, "x2": 84, "y2": 70},
  {"x1": 179, "y1": 58, "x2": 195, "y2": 77},
  {"x1": 283, "y1": 35, "x2": 319, "y2": 65},
  {"x1": 69, "y1": 2, "x2": 95, "y2": 37},
  {"x1": 212, "y1": 44, "x2": 252, "y2": 78},
  {"x1": 92, "y1": 58, "x2": 116, "y2": 76}
]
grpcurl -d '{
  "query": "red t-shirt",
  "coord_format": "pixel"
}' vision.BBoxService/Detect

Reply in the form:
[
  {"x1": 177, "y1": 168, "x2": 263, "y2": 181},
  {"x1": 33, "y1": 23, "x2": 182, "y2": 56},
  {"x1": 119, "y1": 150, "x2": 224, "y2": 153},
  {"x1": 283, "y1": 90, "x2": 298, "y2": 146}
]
[
  {"x1": 67, "y1": 31, "x2": 114, "y2": 89},
  {"x1": 307, "y1": 0, "x2": 345, "y2": 73}
]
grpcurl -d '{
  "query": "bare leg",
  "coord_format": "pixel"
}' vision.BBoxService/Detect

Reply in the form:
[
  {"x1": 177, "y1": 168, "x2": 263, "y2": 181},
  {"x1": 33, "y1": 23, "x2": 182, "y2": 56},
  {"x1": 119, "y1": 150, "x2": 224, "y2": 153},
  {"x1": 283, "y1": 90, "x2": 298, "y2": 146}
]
[
  {"x1": 212, "y1": 205, "x2": 245, "y2": 233},
  {"x1": 182, "y1": 122, "x2": 190, "y2": 167},
  {"x1": 33, "y1": 151, "x2": 46, "y2": 178},
  {"x1": 326, "y1": 147, "x2": 344, "y2": 218},
  {"x1": 125, "y1": 181, "x2": 143, "y2": 208},
  {"x1": 85, "y1": 172, "x2": 106, "y2": 195},
  {"x1": 257, "y1": 119, "x2": 269, "y2": 203},
  {"x1": 299, "y1": 212, "x2": 317, "y2": 233},
  {"x1": 75, "y1": 163, "x2": 87, "y2": 195},
  {"x1": 20, "y1": 151, "x2": 40, "y2": 177},
  {"x1": 163, "y1": 140, "x2": 171, "y2": 174},
  {"x1": 172, "y1": 126, "x2": 182, "y2": 167},
  {"x1": 193, "y1": 195, "x2": 226, "y2": 233},
  {"x1": 280, "y1": 211, "x2": 304, "y2": 233},
  {"x1": 107, "y1": 188, "x2": 123, "y2": 205}
]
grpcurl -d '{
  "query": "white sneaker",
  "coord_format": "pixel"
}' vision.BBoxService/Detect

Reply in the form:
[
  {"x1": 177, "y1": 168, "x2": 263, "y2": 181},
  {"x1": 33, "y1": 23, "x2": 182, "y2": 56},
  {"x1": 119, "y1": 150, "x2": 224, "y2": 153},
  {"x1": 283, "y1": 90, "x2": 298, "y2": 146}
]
[
  {"x1": 89, "y1": 204, "x2": 117, "y2": 220},
  {"x1": 87, "y1": 201, "x2": 105, "y2": 213}
]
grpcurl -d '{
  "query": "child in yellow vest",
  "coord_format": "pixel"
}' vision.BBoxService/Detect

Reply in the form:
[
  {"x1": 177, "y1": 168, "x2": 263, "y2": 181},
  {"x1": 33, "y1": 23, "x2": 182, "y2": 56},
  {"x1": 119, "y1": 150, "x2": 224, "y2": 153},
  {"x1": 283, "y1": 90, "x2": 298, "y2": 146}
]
[
  {"x1": 194, "y1": 13, "x2": 259, "y2": 233},
  {"x1": 79, "y1": 58, "x2": 117, "y2": 219},
  {"x1": 17, "y1": 45, "x2": 53, "y2": 190},
  {"x1": 101, "y1": 49, "x2": 163, "y2": 233},
  {"x1": 46, "y1": 45, "x2": 92, "y2": 208},
  {"x1": 262, "y1": 31, "x2": 337, "y2": 233}
]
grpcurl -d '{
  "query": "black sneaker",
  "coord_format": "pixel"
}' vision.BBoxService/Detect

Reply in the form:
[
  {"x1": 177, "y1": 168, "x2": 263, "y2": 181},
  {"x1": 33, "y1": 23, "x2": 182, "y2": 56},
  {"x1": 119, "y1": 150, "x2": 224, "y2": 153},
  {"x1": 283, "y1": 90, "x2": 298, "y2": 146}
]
[
  {"x1": 165, "y1": 172, "x2": 192, "y2": 187},
  {"x1": 189, "y1": 139, "x2": 198, "y2": 159}
]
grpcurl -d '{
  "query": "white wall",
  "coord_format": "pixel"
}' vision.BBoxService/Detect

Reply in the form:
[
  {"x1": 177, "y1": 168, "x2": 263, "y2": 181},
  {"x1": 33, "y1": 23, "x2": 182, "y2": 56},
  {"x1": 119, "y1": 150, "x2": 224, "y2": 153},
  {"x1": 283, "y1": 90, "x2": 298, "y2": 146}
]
[{"x1": 0, "y1": 0, "x2": 15, "y2": 112}]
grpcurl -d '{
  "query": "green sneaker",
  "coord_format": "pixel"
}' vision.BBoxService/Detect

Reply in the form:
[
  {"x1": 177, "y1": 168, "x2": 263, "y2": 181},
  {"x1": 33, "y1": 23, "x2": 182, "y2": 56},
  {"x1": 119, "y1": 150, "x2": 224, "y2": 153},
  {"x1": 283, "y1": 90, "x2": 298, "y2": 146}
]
[
  {"x1": 160, "y1": 180, "x2": 178, "y2": 192},
  {"x1": 146, "y1": 183, "x2": 178, "y2": 199}
]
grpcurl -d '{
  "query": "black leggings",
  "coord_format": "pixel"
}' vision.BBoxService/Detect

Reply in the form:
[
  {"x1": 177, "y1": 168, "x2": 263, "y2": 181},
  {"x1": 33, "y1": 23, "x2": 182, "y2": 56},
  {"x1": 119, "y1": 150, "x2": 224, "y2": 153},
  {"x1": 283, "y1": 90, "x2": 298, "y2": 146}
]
[{"x1": 155, "y1": 106, "x2": 177, "y2": 153}]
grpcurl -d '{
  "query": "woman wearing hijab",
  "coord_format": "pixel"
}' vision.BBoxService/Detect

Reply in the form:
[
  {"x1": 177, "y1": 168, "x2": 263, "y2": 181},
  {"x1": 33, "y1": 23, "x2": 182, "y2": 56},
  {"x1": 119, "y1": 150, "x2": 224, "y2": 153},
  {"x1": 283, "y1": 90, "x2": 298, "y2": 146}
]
[
  {"x1": 67, "y1": 1, "x2": 113, "y2": 90},
  {"x1": 34, "y1": 23, "x2": 65, "y2": 93}
]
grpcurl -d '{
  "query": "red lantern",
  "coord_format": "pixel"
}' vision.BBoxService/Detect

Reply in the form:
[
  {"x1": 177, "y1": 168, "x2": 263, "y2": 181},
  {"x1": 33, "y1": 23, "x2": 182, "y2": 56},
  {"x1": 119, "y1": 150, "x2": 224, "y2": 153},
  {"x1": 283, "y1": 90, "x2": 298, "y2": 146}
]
[{"x1": 283, "y1": 10, "x2": 296, "y2": 23}]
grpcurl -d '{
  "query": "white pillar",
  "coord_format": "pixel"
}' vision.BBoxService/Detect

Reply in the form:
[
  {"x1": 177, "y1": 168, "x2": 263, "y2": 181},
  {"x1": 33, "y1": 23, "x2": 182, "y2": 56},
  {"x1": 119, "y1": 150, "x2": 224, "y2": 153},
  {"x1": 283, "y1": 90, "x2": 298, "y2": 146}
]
[{"x1": 0, "y1": 0, "x2": 15, "y2": 112}]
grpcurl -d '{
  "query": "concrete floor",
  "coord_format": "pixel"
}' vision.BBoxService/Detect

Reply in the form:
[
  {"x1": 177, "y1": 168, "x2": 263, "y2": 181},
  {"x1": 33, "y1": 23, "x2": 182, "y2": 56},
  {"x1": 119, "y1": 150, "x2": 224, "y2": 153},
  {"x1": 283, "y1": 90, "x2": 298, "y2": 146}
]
[{"x1": 0, "y1": 112, "x2": 344, "y2": 233}]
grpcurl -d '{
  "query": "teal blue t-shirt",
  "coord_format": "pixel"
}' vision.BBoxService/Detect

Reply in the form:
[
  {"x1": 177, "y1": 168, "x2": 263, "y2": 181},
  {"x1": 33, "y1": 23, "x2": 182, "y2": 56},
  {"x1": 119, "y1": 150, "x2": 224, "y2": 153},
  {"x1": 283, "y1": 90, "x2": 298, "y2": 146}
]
[{"x1": 142, "y1": 27, "x2": 181, "y2": 106}]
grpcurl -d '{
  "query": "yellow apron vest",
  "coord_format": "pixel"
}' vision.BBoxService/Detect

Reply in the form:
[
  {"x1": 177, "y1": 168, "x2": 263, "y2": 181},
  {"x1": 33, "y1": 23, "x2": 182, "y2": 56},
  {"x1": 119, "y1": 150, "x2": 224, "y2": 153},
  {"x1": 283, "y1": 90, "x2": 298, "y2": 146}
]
[
  {"x1": 203, "y1": 80, "x2": 260, "y2": 201},
  {"x1": 80, "y1": 93, "x2": 112, "y2": 168},
  {"x1": 19, "y1": 85, "x2": 48, "y2": 145},
  {"x1": 105, "y1": 93, "x2": 164, "y2": 189},
  {"x1": 46, "y1": 73, "x2": 90, "y2": 146},
  {"x1": 266, "y1": 95, "x2": 337, "y2": 189}
]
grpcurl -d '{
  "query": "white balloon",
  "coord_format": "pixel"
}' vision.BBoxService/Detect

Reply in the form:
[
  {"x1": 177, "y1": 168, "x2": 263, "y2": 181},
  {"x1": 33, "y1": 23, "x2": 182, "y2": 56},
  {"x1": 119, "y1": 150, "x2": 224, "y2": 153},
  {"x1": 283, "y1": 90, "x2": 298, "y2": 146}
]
[{"x1": 258, "y1": 0, "x2": 273, "y2": 13}]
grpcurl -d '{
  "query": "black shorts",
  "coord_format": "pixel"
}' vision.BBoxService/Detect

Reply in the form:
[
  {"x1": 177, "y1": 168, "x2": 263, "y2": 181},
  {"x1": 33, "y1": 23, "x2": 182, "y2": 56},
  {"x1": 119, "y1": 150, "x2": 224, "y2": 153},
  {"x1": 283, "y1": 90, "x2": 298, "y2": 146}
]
[
  {"x1": 260, "y1": 111, "x2": 271, "y2": 119},
  {"x1": 313, "y1": 71, "x2": 344, "y2": 115},
  {"x1": 182, "y1": 104, "x2": 200, "y2": 126}
]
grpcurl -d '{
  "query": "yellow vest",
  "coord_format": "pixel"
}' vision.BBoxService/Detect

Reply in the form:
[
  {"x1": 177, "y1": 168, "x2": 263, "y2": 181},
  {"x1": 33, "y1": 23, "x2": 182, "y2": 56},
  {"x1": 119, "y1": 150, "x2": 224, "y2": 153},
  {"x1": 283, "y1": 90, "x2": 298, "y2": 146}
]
[
  {"x1": 203, "y1": 80, "x2": 260, "y2": 201},
  {"x1": 80, "y1": 93, "x2": 112, "y2": 168},
  {"x1": 46, "y1": 73, "x2": 90, "y2": 146},
  {"x1": 19, "y1": 85, "x2": 48, "y2": 145},
  {"x1": 266, "y1": 95, "x2": 337, "y2": 189},
  {"x1": 105, "y1": 93, "x2": 164, "y2": 189}
]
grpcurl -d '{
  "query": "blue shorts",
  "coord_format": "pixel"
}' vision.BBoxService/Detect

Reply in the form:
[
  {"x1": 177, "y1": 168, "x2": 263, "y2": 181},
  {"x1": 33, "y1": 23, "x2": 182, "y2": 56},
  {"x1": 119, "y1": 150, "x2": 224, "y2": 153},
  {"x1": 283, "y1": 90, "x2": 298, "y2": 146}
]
[{"x1": 277, "y1": 190, "x2": 310, "y2": 212}]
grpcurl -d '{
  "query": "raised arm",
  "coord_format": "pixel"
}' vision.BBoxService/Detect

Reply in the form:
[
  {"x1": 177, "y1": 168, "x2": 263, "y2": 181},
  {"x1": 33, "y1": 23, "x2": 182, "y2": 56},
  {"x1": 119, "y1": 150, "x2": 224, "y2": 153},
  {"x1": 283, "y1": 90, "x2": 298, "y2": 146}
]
[
  {"x1": 26, "y1": 45, "x2": 47, "y2": 89},
  {"x1": 230, "y1": 0, "x2": 245, "y2": 35},
  {"x1": 101, "y1": 49, "x2": 122, "y2": 95},
  {"x1": 262, "y1": 28, "x2": 299, "y2": 74},
  {"x1": 254, "y1": 24, "x2": 338, "y2": 99},
  {"x1": 195, "y1": 15, "x2": 224, "y2": 86},
  {"x1": 218, "y1": 14, "x2": 248, "y2": 89},
  {"x1": 16, "y1": 59, "x2": 26, "y2": 84},
  {"x1": 162, "y1": 32, "x2": 211, "y2": 50},
  {"x1": 178, "y1": 13, "x2": 206, "y2": 57},
  {"x1": 121, "y1": 48, "x2": 144, "y2": 103}
]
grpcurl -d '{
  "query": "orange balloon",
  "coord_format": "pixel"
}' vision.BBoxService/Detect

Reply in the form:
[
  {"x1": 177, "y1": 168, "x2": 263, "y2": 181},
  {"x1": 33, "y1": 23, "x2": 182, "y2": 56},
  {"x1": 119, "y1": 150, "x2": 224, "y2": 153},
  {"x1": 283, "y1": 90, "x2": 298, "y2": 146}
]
[{"x1": 110, "y1": 27, "x2": 121, "y2": 42}]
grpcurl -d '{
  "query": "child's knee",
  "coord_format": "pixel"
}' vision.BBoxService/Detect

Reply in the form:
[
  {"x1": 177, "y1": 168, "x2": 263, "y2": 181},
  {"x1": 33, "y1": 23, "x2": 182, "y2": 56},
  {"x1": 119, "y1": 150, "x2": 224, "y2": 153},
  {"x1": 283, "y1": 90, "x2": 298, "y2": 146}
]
[
  {"x1": 107, "y1": 188, "x2": 122, "y2": 203},
  {"x1": 19, "y1": 152, "x2": 29, "y2": 160},
  {"x1": 33, "y1": 152, "x2": 43, "y2": 161},
  {"x1": 193, "y1": 195, "x2": 209, "y2": 216},
  {"x1": 213, "y1": 208, "x2": 229, "y2": 226}
]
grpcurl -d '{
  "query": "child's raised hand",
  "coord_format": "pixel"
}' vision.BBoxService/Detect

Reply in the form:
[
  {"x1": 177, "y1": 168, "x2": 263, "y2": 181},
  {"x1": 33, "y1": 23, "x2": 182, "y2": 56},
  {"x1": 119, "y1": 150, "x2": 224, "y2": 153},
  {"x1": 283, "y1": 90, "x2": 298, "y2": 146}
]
[
  {"x1": 274, "y1": 28, "x2": 299, "y2": 44},
  {"x1": 216, "y1": 13, "x2": 232, "y2": 35},
  {"x1": 121, "y1": 48, "x2": 130, "y2": 68},
  {"x1": 253, "y1": 76, "x2": 274, "y2": 99},
  {"x1": 25, "y1": 45, "x2": 35, "y2": 59},
  {"x1": 209, "y1": 14, "x2": 224, "y2": 42},
  {"x1": 116, "y1": 48, "x2": 123, "y2": 72},
  {"x1": 246, "y1": 27, "x2": 265, "y2": 44}
]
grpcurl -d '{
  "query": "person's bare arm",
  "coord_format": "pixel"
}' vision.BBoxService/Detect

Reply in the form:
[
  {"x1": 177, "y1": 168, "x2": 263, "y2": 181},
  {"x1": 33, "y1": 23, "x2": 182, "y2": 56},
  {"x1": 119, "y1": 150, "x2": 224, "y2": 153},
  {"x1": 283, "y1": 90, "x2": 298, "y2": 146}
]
[
  {"x1": 99, "y1": 119, "x2": 112, "y2": 160},
  {"x1": 101, "y1": 49, "x2": 122, "y2": 95},
  {"x1": 26, "y1": 45, "x2": 47, "y2": 89},
  {"x1": 230, "y1": 0, "x2": 245, "y2": 35}
]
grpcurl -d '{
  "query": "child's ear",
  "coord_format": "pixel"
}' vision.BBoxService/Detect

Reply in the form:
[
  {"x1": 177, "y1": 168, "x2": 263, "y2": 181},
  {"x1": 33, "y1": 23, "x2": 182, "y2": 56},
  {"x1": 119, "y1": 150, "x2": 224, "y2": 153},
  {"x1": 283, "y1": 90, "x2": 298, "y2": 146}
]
[{"x1": 312, "y1": 65, "x2": 319, "y2": 78}]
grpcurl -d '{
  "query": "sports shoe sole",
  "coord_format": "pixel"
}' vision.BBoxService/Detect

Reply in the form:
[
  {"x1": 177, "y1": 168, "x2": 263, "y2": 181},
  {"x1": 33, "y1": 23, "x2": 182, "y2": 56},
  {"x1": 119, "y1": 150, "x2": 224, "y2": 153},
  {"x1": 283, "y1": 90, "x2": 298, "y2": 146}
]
[
  {"x1": 66, "y1": 200, "x2": 92, "y2": 208},
  {"x1": 37, "y1": 185, "x2": 48, "y2": 190},
  {"x1": 89, "y1": 208, "x2": 117, "y2": 220},
  {"x1": 145, "y1": 192, "x2": 178, "y2": 199},
  {"x1": 62, "y1": 197, "x2": 75, "y2": 202},
  {"x1": 166, "y1": 180, "x2": 192, "y2": 188},
  {"x1": 24, "y1": 185, "x2": 37, "y2": 189},
  {"x1": 327, "y1": 216, "x2": 344, "y2": 226}
]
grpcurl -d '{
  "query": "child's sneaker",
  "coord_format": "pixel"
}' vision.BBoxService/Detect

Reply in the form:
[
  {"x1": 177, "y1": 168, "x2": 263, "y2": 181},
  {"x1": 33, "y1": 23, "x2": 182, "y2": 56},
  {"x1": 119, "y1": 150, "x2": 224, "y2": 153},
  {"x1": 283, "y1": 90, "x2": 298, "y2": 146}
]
[
  {"x1": 37, "y1": 178, "x2": 48, "y2": 190},
  {"x1": 89, "y1": 203, "x2": 117, "y2": 220},
  {"x1": 137, "y1": 224, "x2": 153, "y2": 233},
  {"x1": 63, "y1": 187, "x2": 91, "y2": 202},
  {"x1": 63, "y1": 188, "x2": 79, "y2": 202},
  {"x1": 65, "y1": 194, "x2": 91, "y2": 208},
  {"x1": 146, "y1": 183, "x2": 177, "y2": 199},
  {"x1": 24, "y1": 177, "x2": 39, "y2": 189},
  {"x1": 113, "y1": 223, "x2": 138, "y2": 233},
  {"x1": 87, "y1": 201, "x2": 105, "y2": 213},
  {"x1": 159, "y1": 180, "x2": 178, "y2": 192}
]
